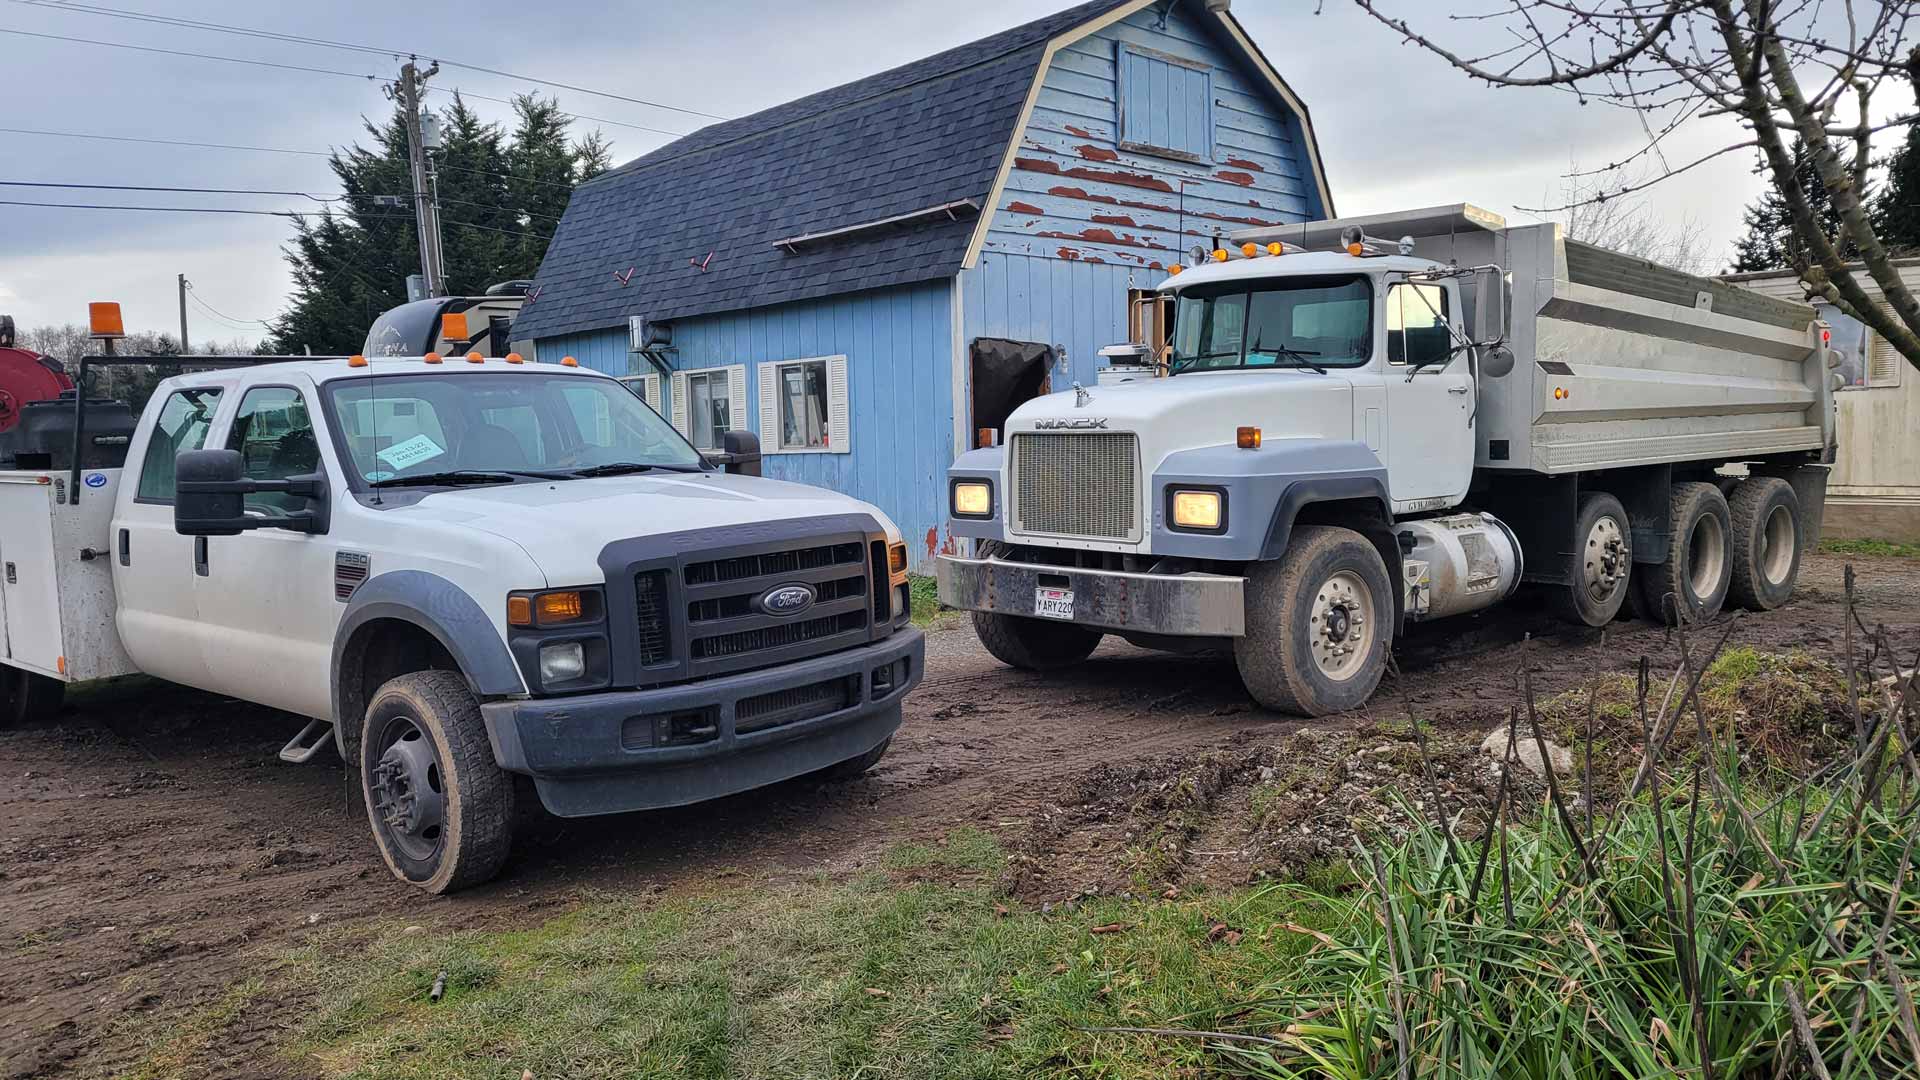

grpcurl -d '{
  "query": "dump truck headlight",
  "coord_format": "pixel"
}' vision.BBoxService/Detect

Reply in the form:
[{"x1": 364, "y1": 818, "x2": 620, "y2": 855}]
[
  {"x1": 1169, "y1": 489, "x2": 1225, "y2": 532},
  {"x1": 951, "y1": 479, "x2": 993, "y2": 518}
]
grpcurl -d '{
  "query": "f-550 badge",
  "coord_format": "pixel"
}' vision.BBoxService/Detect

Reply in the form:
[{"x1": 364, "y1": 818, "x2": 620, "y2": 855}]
[{"x1": 1033, "y1": 417, "x2": 1109, "y2": 430}]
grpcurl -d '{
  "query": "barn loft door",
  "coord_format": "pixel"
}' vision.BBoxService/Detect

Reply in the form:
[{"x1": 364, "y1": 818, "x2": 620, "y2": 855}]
[{"x1": 970, "y1": 338, "x2": 1053, "y2": 449}]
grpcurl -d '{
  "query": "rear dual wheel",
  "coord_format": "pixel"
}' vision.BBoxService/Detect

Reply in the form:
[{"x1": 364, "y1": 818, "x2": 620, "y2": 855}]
[
  {"x1": 1727, "y1": 476, "x2": 1801, "y2": 612},
  {"x1": 1634, "y1": 481, "x2": 1734, "y2": 625}
]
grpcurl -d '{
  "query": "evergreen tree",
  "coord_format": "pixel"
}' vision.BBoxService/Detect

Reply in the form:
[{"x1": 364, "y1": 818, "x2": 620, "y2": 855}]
[
  {"x1": 1873, "y1": 121, "x2": 1920, "y2": 257},
  {"x1": 1730, "y1": 137, "x2": 1852, "y2": 272},
  {"x1": 267, "y1": 94, "x2": 604, "y2": 355}
]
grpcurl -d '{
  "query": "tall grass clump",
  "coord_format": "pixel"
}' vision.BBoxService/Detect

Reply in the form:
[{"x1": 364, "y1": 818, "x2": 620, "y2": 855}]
[{"x1": 1221, "y1": 570, "x2": 1920, "y2": 1079}]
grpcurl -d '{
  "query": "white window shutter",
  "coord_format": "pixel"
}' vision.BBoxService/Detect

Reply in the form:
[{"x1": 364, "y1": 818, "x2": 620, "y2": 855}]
[
  {"x1": 827, "y1": 355, "x2": 850, "y2": 454},
  {"x1": 669, "y1": 371, "x2": 688, "y2": 436},
  {"x1": 757, "y1": 362, "x2": 778, "y2": 448},
  {"x1": 726, "y1": 364, "x2": 748, "y2": 437},
  {"x1": 643, "y1": 373, "x2": 661, "y2": 412},
  {"x1": 1868, "y1": 301, "x2": 1904, "y2": 388}
]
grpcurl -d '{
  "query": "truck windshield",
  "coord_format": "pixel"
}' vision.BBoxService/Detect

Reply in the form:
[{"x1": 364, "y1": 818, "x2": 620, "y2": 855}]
[
  {"x1": 321, "y1": 371, "x2": 704, "y2": 488},
  {"x1": 1169, "y1": 275, "x2": 1372, "y2": 373}
]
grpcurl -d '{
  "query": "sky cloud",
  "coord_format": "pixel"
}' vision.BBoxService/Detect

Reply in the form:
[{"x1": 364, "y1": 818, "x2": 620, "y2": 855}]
[{"x1": 2, "y1": 0, "x2": 1781, "y2": 337}]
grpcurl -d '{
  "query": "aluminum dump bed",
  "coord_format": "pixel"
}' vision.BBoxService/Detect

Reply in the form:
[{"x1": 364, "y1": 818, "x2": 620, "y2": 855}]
[{"x1": 1235, "y1": 205, "x2": 1831, "y2": 476}]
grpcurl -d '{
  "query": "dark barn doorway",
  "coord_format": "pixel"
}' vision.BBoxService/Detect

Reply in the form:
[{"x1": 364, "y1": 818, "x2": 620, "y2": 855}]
[{"x1": 970, "y1": 338, "x2": 1053, "y2": 449}]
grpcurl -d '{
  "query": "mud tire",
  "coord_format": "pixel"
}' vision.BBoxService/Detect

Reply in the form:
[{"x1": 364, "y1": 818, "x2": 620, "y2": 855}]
[
  {"x1": 817, "y1": 736, "x2": 892, "y2": 782},
  {"x1": 1553, "y1": 492, "x2": 1633, "y2": 627},
  {"x1": 1637, "y1": 481, "x2": 1733, "y2": 626},
  {"x1": 358, "y1": 670, "x2": 514, "y2": 894},
  {"x1": 1233, "y1": 525, "x2": 1392, "y2": 717},
  {"x1": 1, "y1": 667, "x2": 65, "y2": 729},
  {"x1": 969, "y1": 542, "x2": 1102, "y2": 670},
  {"x1": 1727, "y1": 476, "x2": 1801, "y2": 611}
]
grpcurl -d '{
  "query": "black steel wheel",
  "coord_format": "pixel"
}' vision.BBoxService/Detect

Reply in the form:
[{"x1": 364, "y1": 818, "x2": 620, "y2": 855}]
[{"x1": 358, "y1": 670, "x2": 513, "y2": 894}]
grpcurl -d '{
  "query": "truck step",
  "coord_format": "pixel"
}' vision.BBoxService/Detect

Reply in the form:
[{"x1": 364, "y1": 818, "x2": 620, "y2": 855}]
[{"x1": 278, "y1": 718, "x2": 335, "y2": 765}]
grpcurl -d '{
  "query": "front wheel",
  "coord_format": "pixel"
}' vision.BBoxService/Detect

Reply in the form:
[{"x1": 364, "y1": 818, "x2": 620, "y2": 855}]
[
  {"x1": 816, "y1": 736, "x2": 892, "y2": 782},
  {"x1": 1554, "y1": 492, "x2": 1633, "y2": 627},
  {"x1": 1234, "y1": 525, "x2": 1392, "y2": 717},
  {"x1": 358, "y1": 670, "x2": 514, "y2": 894}
]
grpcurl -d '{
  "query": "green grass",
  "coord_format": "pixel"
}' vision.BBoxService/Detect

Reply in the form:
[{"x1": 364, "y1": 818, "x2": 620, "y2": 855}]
[
  {"x1": 907, "y1": 573, "x2": 962, "y2": 629},
  {"x1": 1819, "y1": 537, "x2": 1920, "y2": 559},
  {"x1": 279, "y1": 830, "x2": 1344, "y2": 1080}
]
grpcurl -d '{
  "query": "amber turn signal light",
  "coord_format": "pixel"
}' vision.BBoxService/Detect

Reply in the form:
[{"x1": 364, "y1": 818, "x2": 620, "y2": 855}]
[
  {"x1": 506, "y1": 595, "x2": 533, "y2": 626},
  {"x1": 536, "y1": 590, "x2": 585, "y2": 624},
  {"x1": 1236, "y1": 426, "x2": 1262, "y2": 449}
]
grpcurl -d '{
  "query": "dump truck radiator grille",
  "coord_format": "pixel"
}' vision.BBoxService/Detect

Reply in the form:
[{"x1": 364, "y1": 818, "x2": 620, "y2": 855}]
[{"x1": 1011, "y1": 432, "x2": 1140, "y2": 541}]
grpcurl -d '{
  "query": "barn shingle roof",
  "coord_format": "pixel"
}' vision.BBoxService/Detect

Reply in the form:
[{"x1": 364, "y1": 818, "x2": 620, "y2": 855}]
[{"x1": 511, "y1": 0, "x2": 1133, "y2": 341}]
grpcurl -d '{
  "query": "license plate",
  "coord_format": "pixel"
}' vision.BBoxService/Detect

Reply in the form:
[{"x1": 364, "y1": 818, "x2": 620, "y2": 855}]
[{"x1": 1034, "y1": 587, "x2": 1075, "y2": 620}]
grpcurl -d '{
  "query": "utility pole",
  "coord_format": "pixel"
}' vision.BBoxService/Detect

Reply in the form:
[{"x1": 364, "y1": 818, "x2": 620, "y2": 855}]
[
  {"x1": 176, "y1": 273, "x2": 190, "y2": 354},
  {"x1": 390, "y1": 58, "x2": 447, "y2": 298}
]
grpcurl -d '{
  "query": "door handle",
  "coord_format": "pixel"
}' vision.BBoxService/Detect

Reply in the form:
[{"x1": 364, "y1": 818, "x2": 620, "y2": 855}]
[
  {"x1": 1447, "y1": 385, "x2": 1471, "y2": 395},
  {"x1": 118, "y1": 528, "x2": 130, "y2": 567},
  {"x1": 193, "y1": 536, "x2": 209, "y2": 577}
]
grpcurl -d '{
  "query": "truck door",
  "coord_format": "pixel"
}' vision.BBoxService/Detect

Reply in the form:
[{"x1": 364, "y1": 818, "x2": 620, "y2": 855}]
[
  {"x1": 188, "y1": 382, "x2": 340, "y2": 720},
  {"x1": 111, "y1": 385, "x2": 228, "y2": 690},
  {"x1": 1381, "y1": 282, "x2": 1474, "y2": 508}
]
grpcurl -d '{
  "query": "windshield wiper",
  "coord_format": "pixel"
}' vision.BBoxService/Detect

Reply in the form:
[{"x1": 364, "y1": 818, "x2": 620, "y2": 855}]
[
  {"x1": 1250, "y1": 334, "x2": 1327, "y2": 374},
  {"x1": 570, "y1": 461, "x2": 659, "y2": 478},
  {"x1": 370, "y1": 469, "x2": 538, "y2": 489}
]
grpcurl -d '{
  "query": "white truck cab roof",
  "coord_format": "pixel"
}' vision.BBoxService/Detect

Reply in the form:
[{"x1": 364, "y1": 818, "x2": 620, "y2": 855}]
[{"x1": 1155, "y1": 250, "x2": 1450, "y2": 292}]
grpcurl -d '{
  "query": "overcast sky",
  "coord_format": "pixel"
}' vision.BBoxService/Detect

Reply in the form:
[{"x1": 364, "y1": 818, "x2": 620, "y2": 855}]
[{"x1": 2, "y1": 0, "x2": 1783, "y2": 340}]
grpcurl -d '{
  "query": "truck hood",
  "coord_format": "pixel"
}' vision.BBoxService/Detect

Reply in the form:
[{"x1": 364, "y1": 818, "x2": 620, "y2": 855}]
[
  {"x1": 1008, "y1": 369, "x2": 1357, "y2": 463},
  {"x1": 388, "y1": 471, "x2": 898, "y2": 585}
]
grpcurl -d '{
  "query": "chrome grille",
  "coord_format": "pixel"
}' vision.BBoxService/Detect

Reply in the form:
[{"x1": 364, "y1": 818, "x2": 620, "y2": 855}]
[{"x1": 1011, "y1": 432, "x2": 1140, "y2": 541}]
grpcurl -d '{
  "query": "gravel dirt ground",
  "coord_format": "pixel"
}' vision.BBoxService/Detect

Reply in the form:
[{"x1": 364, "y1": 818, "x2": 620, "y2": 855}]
[{"x1": 3, "y1": 551, "x2": 1916, "y2": 1079}]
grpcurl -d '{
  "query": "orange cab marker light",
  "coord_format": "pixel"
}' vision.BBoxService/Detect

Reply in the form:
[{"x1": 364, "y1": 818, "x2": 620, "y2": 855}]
[
  {"x1": 1266, "y1": 242, "x2": 1285, "y2": 256},
  {"x1": 466, "y1": 351, "x2": 485, "y2": 364},
  {"x1": 347, "y1": 354, "x2": 368, "y2": 368},
  {"x1": 507, "y1": 595, "x2": 533, "y2": 626},
  {"x1": 1346, "y1": 242, "x2": 1365, "y2": 256},
  {"x1": 88, "y1": 302, "x2": 126, "y2": 338},
  {"x1": 505, "y1": 352, "x2": 525, "y2": 364},
  {"x1": 1236, "y1": 426, "x2": 1262, "y2": 449},
  {"x1": 1167, "y1": 263, "x2": 1185, "y2": 275},
  {"x1": 423, "y1": 351, "x2": 442, "y2": 364},
  {"x1": 1241, "y1": 242, "x2": 1259, "y2": 258},
  {"x1": 560, "y1": 355, "x2": 579, "y2": 367},
  {"x1": 1210, "y1": 249, "x2": 1229, "y2": 263}
]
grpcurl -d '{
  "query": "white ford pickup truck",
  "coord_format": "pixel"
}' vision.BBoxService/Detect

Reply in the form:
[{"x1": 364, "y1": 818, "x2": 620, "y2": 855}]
[{"x1": 0, "y1": 345, "x2": 923, "y2": 893}]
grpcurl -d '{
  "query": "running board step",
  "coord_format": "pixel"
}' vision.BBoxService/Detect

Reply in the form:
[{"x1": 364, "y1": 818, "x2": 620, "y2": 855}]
[{"x1": 278, "y1": 718, "x2": 335, "y2": 764}]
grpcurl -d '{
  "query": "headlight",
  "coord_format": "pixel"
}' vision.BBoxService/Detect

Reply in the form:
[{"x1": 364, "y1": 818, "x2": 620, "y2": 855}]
[
  {"x1": 952, "y1": 479, "x2": 993, "y2": 518},
  {"x1": 539, "y1": 641, "x2": 586, "y2": 682},
  {"x1": 1169, "y1": 489, "x2": 1224, "y2": 531}
]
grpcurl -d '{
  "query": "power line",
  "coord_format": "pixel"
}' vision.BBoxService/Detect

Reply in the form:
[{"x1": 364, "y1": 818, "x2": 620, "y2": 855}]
[
  {"x1": 422, "y1": 85, "x2": 688, "y2": 138},
  {"x1": 185, "y1": 287, "x2": 270, "y2": 329},
  {"x1": 0, "y1": 27, "x2": 381, "y2": 83},
  {"x1": 16, "y1": 0, "x2": 728, "y2": 121},
  {"x1": 0, "y1": 198, "x2": 551, "y2": 240},
  {"x1": 0, "y1": 125, "x2": 331, "y2": 157},
  {"x1": 1, "y1": 179, "x2": 343, "y2": 201}
]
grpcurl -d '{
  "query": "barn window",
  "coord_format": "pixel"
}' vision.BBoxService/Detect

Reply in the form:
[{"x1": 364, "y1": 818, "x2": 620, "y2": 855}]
[
  {"x1": 669, "y1": 365, "x2": 746, "y2": 451},
  {"x1": 758, "y1": 355, "x2": 850, "y2": 454},
  {"x1": 1116, "y1": 43, "x2": 1214, "y2": 163}
]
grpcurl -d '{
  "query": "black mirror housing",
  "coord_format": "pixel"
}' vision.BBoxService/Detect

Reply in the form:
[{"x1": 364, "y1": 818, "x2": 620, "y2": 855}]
[
  {"x1": 174, "y1": 448, "x2": 329, "y2": 535},
  {"x1": 714, "y1": 429, "x2": 763, "y2": 477}
]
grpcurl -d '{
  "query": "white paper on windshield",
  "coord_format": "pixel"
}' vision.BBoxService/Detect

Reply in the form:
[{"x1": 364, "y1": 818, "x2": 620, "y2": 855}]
[{"x1": 375, "y1": 433, "x2": 446, "y2": 471}]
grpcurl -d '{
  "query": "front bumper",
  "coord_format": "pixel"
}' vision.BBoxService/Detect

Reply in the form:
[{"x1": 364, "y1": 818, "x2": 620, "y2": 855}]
[
  {"x1": 481, "y1": 629, "x2": 924, "y2": 817},
  {"x1": 936, "y1": 554, "x2": 1244, "y2": 637}
]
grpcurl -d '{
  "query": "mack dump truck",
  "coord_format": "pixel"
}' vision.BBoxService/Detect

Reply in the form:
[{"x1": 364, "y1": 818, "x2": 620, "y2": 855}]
[
  {"x1": 0, "y1": 322, "x2": 923, "y2": 892},
  {"x1": 937, "y1": 204, "x2": 1837, "y2": 716}
]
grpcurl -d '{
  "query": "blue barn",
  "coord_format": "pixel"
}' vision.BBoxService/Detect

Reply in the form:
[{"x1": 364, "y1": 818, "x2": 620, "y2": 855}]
[{"x1": 511, "y1": 0, "x2": 1333, "y2": 566}]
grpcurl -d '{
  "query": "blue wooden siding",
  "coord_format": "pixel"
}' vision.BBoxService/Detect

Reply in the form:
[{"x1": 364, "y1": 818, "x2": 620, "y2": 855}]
[
  {"x1": 960, "y1": 251, "x2": 1138, "y2": 392},
  {"x1": 986, "y1": 2, "x2": 1323, "y2": 271},
  {"x1": 536, "y1": 279, "x2": 957, "y2": 568}
]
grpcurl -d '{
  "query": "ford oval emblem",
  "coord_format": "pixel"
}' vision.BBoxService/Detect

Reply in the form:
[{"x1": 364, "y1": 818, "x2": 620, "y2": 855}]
[
  {"x1": 758, "y1": 583, "x2": 816, "y2": 617},
  {"x1": 84, "y1": 472, "x2": 108, "y2": 488}
]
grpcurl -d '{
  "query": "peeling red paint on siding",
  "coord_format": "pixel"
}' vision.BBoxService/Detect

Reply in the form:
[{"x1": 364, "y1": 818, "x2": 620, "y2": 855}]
[
  {"x1": 941, "y1": 527, "x2": 958, "y2": 557},
  {"x1": 1215, "y1": 170, "x2": 1257, "y2": 187},
  {"x1": 1036, "y1": 227, "x2": 1167, "y2": 250},
  {"x1": 1147, "y1": 261, "x2": 1163, "y2": 270},
  {"x1": 1006, "y1": 200, "x2": 1045, "y2": 215},
  {"x1": 1224, "y1": 157, "x2": 1265, "y2": 171},
  {"x1": 1074, "y1": 144, "x2": 1120, "y2": 162},
  {"x1": 1033, "y1": 183, "x2": 1277, "y2": 228},
  {"x1": 925, "y1": 527, "x2": 939, "y2": 560},
  {"x1": 1064, "y1": 124, "x2": 1093, "y2": 138},
  {"x1": 1084, "y1": 256, "x2": 1105, "y2": 263},
  {"x1": 1090, "y1": 213, "x2": 1137, "y2": 227},
  {"x1": 1057, "y1": 246, "x2": 1082, "y2": 260},
  {"x1": 1014, "y1": 158, "x2": 1175, "y2": 193}
]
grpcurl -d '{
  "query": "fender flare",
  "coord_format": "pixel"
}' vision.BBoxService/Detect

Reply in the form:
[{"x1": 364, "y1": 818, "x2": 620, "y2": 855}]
[
  {"x1": 1259, "y1": 476, "x2": 1394, "y2": 560},
  {"x1": 330, "y1": 570, "x2": 525, "y2": 749}
]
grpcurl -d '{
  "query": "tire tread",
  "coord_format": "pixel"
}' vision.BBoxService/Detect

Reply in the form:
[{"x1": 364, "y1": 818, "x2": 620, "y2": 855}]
[{"x1": 362, "y1": 670, "x2": 513, "y2": 894}]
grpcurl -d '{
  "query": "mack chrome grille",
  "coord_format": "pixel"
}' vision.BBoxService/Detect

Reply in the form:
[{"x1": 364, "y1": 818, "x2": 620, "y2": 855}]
[
  {"x1": 1012, "y1": 432, "x2": 1140, "y2": 541},
  {"x1": 735, "y1": 675, "x2": 859, "y2": 734}
]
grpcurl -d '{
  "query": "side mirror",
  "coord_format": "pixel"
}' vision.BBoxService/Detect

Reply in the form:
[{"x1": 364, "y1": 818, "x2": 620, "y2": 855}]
[
  {"x1": 1479, "y1": 343, "x2": 1517, "y2": 379},
  {"x1": 1472, "y1": 267, "x2": 1508, "y2": 345},
  {"x1": 712, "y1": 429, "x2": 762, "y2": 477},
  {"x1": 175, "y1": 448, "x2": 327, "y2": 535}
]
